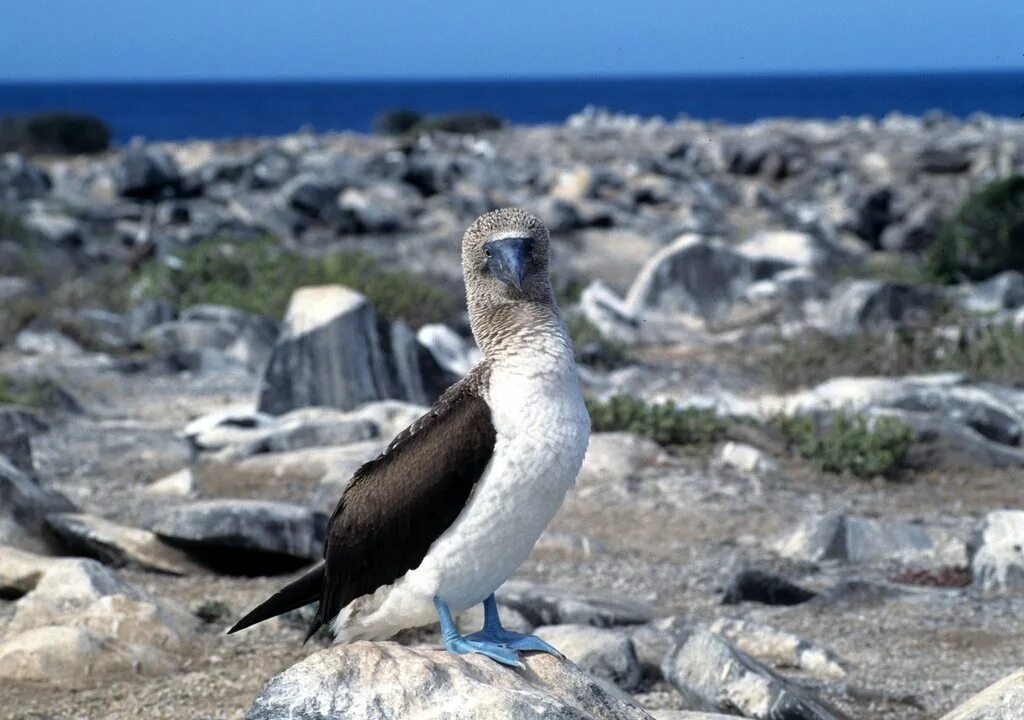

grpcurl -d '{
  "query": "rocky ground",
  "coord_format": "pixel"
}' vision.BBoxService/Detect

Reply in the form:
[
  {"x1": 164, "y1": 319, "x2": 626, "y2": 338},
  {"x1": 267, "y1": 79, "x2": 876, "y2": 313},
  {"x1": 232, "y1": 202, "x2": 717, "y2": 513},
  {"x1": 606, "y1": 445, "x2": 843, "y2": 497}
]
[{"x1": 2, "y1": 110, "x2": 1024, "y2": 719}]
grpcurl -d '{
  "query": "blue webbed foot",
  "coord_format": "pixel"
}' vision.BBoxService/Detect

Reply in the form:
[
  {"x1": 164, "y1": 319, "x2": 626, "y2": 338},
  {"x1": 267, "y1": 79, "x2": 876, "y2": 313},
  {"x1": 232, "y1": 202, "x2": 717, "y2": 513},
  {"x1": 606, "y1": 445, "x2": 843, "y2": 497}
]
[
  {"x1": 465, "y1": 627, "x2": 562, "y2": 657},
  {"x1": 433, "y1": 595, "x2": 523, "y2": 668},
  {"x1": 443, "y1": 634, "x2": 524, "y2": 667},
  {"x1": 466, "y1": 593, "x2": 564, "y2": 658}
]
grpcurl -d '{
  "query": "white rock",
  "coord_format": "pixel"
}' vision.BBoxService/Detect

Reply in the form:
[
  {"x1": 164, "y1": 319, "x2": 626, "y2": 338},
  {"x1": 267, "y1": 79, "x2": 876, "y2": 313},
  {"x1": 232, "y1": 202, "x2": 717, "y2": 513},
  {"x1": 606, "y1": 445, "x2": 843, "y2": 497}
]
[
  {"x1": 709, "y1": 618, "x2": 846, "y2": 681},
  {"x1": 417, "y1": 324, "x2": 481, "y2": 376},
  {"x1": 146, "y1": 467, "x2": 195, "y2": 496},
  {"x1": 716, "y1": 442, "x2": 776, "y2": 474},
  {"x1": 246, "y1": 643, "x2": 653, "y2": 720},
  {"x1": 970, "y1": 510, "x2": 1024, "y2": 595}
]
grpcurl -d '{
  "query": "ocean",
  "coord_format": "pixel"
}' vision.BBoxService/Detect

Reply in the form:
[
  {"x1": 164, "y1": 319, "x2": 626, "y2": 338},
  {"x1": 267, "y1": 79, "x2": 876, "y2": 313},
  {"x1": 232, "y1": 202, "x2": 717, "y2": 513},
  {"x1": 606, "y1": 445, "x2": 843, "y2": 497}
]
[{"x1": 0, "y1": 72, "x2": 1021, "y2": 145}]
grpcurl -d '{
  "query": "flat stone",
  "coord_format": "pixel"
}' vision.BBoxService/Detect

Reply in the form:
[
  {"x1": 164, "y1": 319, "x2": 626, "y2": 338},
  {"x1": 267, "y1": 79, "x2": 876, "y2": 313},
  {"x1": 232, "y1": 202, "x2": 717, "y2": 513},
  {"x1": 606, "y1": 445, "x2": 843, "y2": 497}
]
[
  {"x1": 0, "y1": 545, "x2": 56, "y2": 598},
  {"x1": 145, "y1": 467, "x2": 196, "y2": 497},
  {"x1": 497, "y1": 581, "x2": 654, "y2": 628},
  {"x1": 150, "y1": 500, "x2": 327, "y2": 571},
  {"x1": 45, "y1": 512, "x2": 205, "y2": 575},
  {"x1": 533, "y1": 624, "x2": 642, "y2": 691},
  {"x1": 246, "y1": 642, "x2": 653, "y2": 720}
]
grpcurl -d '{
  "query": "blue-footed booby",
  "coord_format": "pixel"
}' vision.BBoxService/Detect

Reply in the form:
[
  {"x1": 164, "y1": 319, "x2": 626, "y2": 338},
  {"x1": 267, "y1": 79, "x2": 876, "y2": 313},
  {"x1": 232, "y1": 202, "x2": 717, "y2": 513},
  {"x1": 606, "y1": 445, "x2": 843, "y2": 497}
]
[{"x1": 229, "y1": 208, "x2": 591, "y2": 666}]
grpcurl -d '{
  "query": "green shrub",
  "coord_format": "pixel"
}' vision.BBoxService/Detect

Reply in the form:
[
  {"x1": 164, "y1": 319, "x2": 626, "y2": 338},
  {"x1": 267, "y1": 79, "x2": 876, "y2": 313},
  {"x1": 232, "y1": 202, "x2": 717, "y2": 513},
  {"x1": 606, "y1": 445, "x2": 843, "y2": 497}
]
[
  {"x1": 775, "y1": 412, "x2": 914, "y2": 478},
  {"x1": 927, "y1": 176, "x2": 1024, "y2": 282},
  {"x1": 373, "y1": 109, "x2": 423, "y2": 135},
  {"x1": 372, "y1": 110, "x2": 504, "y2": 136},
  {"x1": 0, "y1": 113, "x2": 110, "y2": 155},
  {"x1": 134, "y1": 237, "x2": 457, "y2": 327},
  {"x1": 585, "y1": 393, "x2": 726, "y2": 447},
  {"x1": 565, "y1": 314, "x2": 631, "y2": 369}
]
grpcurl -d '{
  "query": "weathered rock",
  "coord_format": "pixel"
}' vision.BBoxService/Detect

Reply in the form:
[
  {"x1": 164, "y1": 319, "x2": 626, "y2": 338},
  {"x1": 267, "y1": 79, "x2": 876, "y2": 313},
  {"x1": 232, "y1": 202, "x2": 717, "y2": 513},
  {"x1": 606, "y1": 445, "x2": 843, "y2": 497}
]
[
  {"x1": 143, "y1": 304, "x2": 277, "y2": 373},
  {"x1": 715, "y1": 442, "x2": 776, "y2": 474},
  {"x1": 721, "y1": 569, "x2": 816, "y2": 606},
  {"x1": 774, "y1": 512, "x2": 934, "y2": 564},
  {"x1": 709, "y1": 619, "x2": 847, "y2": 681},
  {"x1": 0, "y1": 455, "x2": 75, "y2": 553},
  {"x1": 0, "y1": 406, "x2": 46, "y2": 474},
  {"x1": 534, "y1": 624, "x2": 642, "y2": 691},
  {"x1": 625, "y1": 235, "x2": 787, "y2": 325},
  {"x1": 23, "y1": 211, "x2": 83, "y2": 246},
  {"x1": 649, "y1": 713, "x2": 739, "y2": 720},
  {"x1": 115, "y1": 146, "x2": 181, "y2": 199},
  {"x1": 0, "y1": 545, "x2": 55, "y2": 598},
  {"x1": 938, "y1": 669, "x2": 1024, "y2": 719},
  {"x1": 246, "y1": 643, "x2": 653, "y2": 720},
  {"x1": 45, "y1": 512, "x2": 204, "y2": 575},
  {"x1": 968, "y1": 510, "x2": 1024, "y2": 595},
  {"x1": 145, "y1": 467, "x2": 196, "y2": 497},
  {"x1": 14, "y1": 327, "x2": 83, "y2": 356},
  {"x1": 820, "y1": 280, "x2": 942, "y2": 334},
  {"x1": 629, "y1": 617, "x2": 690, "y2": 682},
  {"x1": 417, "y1": 323, "x2": 481, "y2": 376},
  {"x1": 662, "y1": 629, "x2": 846, "y2": 720},
  {"x1": 257, "y1": 285, "x2": 454, "y2": 415},
  {"x1": 957, "y1": 271, "x2": 1024, "y2": 315},
  {"x1": 497, "y1": 581, "x2": 654, "y2": 628},
  {"x1": 578, "y1": 432, "x2": 667, "y2": 488},
  {"x1": 150, "y1": 500, "x2": 327, "y2": 571}
]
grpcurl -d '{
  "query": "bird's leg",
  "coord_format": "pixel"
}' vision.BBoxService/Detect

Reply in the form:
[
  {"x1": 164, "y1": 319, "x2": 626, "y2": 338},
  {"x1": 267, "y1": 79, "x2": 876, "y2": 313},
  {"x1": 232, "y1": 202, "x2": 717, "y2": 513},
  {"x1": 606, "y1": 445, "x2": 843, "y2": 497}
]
[
  {"x1": 433, "y1": 596, "x2": 522, "y2": 667},
  {"x1": 465, "y1": 594, "x2": 562, "y2": 657}
]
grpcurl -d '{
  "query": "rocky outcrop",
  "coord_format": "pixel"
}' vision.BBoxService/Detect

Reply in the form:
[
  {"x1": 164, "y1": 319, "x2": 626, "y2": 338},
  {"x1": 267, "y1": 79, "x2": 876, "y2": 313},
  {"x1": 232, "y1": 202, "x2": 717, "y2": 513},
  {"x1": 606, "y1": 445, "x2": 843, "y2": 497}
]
[
  {"x1": 773, "y1": 512, "x2": 934, "y2": 564},
  {"x1": 257, "y1": 285, "x2": 454, "y2": 415},
  {"x1": 0, "y1": 455, "x2": 75, "y2": 553},
  {"x1": 497, "y1": 581, "x2": 654, "y2": 628},
  {"x1": 246, "y1": 643, "x2": 653, "y2": 720}
]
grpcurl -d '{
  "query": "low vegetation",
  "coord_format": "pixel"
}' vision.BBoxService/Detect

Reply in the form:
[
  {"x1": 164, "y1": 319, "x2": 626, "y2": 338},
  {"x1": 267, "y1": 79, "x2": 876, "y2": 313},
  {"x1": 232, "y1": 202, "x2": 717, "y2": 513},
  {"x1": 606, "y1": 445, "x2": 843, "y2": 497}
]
[
  {"x1": 0, "y1": 373, "x2": 62, "y2": 409},
  {"x1": 775, "y1": 411, "x2": 914, "y2": 478},
  {"x1": 0, "y1": 113, "x2": 110, "y2": 155},
  {"x1": 585, "y1": 393, "x2": 727, "y2": 448},
  {"x1": 565, "y1": 314, "x2": 632, "y2": 370},
  {"x1": 373, "y1": 109, "x2": 504, "y2": 136},
  {"x1": 134, "y1": 237, "x2": 457, "y2": 326},
  {"x1": 927, "y1": 175, "x2": 1024, "y2": 282},
  {"x1": 764, "y1": 324, "x2": 1024, "y2": 391}
]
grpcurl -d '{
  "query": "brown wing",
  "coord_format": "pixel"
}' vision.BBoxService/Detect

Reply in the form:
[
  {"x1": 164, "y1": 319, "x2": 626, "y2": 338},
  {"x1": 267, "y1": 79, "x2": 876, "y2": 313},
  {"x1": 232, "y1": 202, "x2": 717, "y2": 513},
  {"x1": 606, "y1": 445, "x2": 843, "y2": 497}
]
[{"x1": 306, "y1": 377, "x2": 496, "y2": 639}]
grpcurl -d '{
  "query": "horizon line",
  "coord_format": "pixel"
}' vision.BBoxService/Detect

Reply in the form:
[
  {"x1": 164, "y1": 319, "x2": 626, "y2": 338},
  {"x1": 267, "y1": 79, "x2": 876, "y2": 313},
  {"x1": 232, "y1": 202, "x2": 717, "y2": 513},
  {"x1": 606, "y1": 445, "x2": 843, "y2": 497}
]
[{"x1": 2, "y1": 66, "x2": 1024, "y2": 85}]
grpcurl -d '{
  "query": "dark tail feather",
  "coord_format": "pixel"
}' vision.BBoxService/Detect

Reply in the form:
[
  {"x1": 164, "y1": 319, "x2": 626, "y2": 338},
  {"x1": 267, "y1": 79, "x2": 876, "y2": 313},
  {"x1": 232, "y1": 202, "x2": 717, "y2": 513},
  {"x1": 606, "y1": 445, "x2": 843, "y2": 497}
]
[{"x1": 227, "y1": 562, "x2": 325, "y2": 635}]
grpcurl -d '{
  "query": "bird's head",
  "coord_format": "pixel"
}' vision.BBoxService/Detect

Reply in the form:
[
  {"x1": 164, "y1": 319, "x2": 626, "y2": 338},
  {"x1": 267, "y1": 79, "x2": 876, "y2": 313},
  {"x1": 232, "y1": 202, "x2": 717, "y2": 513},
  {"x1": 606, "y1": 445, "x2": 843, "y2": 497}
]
[
  {"x1": 461, "y1": 208, "x2": 557, "y2": 356},
  {"x1": 462, "y1": 207, "x2": 552, "y2": 306}
]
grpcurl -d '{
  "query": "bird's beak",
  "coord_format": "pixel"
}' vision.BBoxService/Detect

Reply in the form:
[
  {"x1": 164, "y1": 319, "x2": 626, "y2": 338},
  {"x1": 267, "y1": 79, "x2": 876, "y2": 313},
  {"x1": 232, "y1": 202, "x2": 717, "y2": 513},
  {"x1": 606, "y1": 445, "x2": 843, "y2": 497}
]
[{"x1": 485, "y1": 237, "x2": 531, "y2": 291}]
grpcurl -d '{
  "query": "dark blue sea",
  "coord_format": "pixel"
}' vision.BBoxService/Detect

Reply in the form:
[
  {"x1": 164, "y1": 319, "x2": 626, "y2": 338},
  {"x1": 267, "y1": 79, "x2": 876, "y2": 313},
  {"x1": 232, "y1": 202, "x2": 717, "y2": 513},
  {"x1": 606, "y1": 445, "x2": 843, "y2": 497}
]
[{"x1": 0, "y1": 72, "x2": 1021, "y2": 144}]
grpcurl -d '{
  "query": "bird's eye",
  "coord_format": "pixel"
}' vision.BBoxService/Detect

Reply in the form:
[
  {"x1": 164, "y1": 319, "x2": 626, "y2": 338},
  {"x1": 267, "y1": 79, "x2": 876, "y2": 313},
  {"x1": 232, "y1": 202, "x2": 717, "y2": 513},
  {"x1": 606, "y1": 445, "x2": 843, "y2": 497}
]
[{"x1": 484, "y1": 248, "x2": 492, "y2": 258}]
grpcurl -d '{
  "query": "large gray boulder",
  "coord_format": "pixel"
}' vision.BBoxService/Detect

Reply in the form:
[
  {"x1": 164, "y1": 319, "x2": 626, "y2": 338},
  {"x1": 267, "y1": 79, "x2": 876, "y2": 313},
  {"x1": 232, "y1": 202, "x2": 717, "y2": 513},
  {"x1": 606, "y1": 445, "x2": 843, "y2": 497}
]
[
  {"x1": 773, "y1": 512, "x2": 934, "y2": 564},
  {"x1": 115, "y1": 146, "x2": 181, "y2": 199},
  {"x1": 150, "y1": 500, "x2": 326, "y2": 570},
  {"x1": 938, "y1": 670, "x2": 1024, "y2": 719},
  {"x1": 246, "y1": 643, "x2": 653, "y2": 720},
  {"x1": 0, "y1": 455, "x2": 75, "y2": 553},
  {"x1": 257, "y1": 285, "x2": 454, "y2": 415},
  {"x1": 662, "y1": 629, "x2": 846, "y2": 720},
  {"x1": 969, "y1": 510, "x2": 1024, "y2": 595},
  {"x1": 142, "y1": 304, "x2": 278, "y2": 373}
]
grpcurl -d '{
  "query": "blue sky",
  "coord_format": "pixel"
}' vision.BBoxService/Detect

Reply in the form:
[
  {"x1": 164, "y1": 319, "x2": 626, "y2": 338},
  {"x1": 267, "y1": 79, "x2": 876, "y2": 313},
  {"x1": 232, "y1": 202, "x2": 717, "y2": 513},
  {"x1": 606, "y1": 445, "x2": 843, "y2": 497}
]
[{"x1": 2, "y1": 1, "x2": 1023, "y2": 81}]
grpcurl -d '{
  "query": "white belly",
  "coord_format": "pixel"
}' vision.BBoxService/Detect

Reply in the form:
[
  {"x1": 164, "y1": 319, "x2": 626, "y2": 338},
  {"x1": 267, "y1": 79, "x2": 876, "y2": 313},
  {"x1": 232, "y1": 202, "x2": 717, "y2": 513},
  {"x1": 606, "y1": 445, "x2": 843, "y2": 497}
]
[{"x1": 335, "y1": 349, "x2": 590, "y2": 640}]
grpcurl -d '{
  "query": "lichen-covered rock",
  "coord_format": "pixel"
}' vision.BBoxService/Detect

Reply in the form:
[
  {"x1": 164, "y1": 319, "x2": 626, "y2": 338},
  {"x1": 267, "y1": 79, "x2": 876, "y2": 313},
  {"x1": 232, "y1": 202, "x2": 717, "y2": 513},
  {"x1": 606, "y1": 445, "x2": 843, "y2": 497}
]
[{"x1": 246, "y1": 643, "x2": 653, "y2": 720}]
